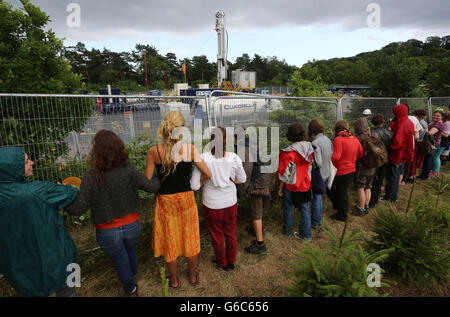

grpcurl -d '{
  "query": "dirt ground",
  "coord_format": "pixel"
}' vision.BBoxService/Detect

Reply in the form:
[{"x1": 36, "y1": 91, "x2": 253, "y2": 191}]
[{"x1": 1, "y1": 165, "x2": 449, "y2": 297}]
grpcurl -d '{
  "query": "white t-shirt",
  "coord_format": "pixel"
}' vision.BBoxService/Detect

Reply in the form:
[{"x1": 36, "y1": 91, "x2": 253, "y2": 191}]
[
  {"x1": 190, "y1": 151, "x2": 246, "y2": 209},
  {"x1": 409, "y1": 115, "x2": 423, "y2": 148},
  {"x1": 409, "y1": 115, "x2": 423, "y2": 133}
]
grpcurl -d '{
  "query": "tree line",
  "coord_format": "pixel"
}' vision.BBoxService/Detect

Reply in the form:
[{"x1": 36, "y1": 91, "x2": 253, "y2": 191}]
[
  {"x1": 61, "y1": 36, "x2": 450, "y2": 97},
  {"x1": 1, "y1": 0, "x2": 449, "y2": 98}
]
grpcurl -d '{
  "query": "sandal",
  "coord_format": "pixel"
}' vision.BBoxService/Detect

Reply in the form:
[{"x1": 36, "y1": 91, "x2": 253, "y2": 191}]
[
  {"x1": 188, "y1": 270, "x2": 199, "y2": 285},
  {"x1": 166, "y1": 275, "x2": 180, "y2": 289}
]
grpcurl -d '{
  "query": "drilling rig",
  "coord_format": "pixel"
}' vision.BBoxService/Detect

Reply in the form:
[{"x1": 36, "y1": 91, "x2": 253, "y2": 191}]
[{"x1": 215, "y1": 11, "x2": 228, "y2": 89}]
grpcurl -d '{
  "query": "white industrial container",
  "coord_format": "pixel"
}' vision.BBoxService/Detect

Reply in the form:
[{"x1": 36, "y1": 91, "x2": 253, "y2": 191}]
[
  {"x1": 174, "y1": 83, "x2": 189, "y2": 95},
  {"x1": 231, "y1": 69, "x2": 256, "y2": 90}
]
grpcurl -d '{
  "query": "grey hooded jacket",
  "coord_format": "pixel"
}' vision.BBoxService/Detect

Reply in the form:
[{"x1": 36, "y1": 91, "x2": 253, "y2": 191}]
[{"x1": 311, "y1": 133, "x2": 333, "y2": 181}]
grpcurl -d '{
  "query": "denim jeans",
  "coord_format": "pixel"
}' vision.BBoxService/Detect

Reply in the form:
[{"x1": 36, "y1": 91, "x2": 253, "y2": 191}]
[
  {"x1": 311, "y1": 177, "x2": 327, "y2": 227},
  {"x1": 311, "y1": 194, "x2": 322, "y2": 228},
  {"x1": 282, "y1": 187, "x2": 312, "y2": 240},
  {"x1": 384, "y1": 163, "x2": 402, "y2": 202},
  {"x1": 96, "y1": 220, "x2": 140, "y2": 294}
]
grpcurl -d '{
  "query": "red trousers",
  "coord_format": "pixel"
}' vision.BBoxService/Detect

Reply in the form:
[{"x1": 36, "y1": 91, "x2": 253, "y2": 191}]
[
  {"x1": 408, "y1": 140, "x2": 425, "y2": 178},
  {"x1": 202, "y1": 203, "x2": 238, "y2": 268}
]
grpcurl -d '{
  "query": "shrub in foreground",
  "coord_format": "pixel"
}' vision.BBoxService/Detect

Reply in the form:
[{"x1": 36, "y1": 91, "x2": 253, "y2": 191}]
[{"x1": 288, "y1": 220, "x2": 393, "y2": 297}]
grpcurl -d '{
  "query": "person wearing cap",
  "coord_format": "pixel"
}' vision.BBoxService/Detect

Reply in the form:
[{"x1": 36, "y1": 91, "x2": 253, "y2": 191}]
[
  {"x1": 363, "y1": 109, "x2": 372, "y2": 117},
  {"x1": 0, "y1": 146, "x2": 79, "y2": 297}
]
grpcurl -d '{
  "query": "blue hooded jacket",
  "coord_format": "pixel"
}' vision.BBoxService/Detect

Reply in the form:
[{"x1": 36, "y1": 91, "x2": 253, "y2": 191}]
[{"x1": 0, "y1": 147, "x2": 78, "y2": 296}]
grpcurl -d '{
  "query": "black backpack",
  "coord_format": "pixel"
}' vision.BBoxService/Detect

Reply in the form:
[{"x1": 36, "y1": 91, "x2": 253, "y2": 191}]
[{"x1": 419, "y1": 134, "x2": 436, "y2": 155}]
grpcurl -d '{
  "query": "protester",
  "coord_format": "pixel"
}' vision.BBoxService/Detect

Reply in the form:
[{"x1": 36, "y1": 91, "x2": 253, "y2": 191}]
[
  {"x1": 399, "y1": 105, "x2": 424, "y2": 184},
  {"x1": 440, "y1": 111, "x2": 450, "y2": 166},
  {"x1": 278, "y1": 122, "x2": 314, "y2": 240},
  {"x1": 407, "y1": 109, "x2": 428, "y2": 179},
  {"x1": 418, "y1": 111, "x2": 445, "y2": 179},
  {"x1": 234, "y1": 131, "x2": 273, "y2": 254},
  {"x1": 380, "y1": 104, "x2": 414, "y2": 202},
  {"x1": 368, "y1": 114, "x2": 392, "y2": 208},
  {"x1": 0, "y1": 147, "x2": 79, "y2": 297},
  {"x1": 431, "y1": 111, "x2": 449, "y2": 175},
  {"x1": 352, "y1": 117, "x2": 376, "y2": 216},
  {"x1": 327, "y1": 121, "x2": 364, "y2": 221},
  {"x1": 64, "y1": 130, "x2": 161, "y2": 296},
  {"x1": 190, "y1": 127, "x2": 246, "y2": 269},
  {"x1": 145, "y1": 111, "x2": 211, "y2": 288},
  {"x1": 308, "y1": 119, "x2": 333, "y2": 228},
  {"x1": 363, "y1": 109, "x2": 372, "y2": 118}
]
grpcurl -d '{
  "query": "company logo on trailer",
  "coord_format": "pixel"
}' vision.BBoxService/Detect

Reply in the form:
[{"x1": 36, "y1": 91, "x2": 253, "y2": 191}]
[{"x1": 224, "y1": 103, "x2": 255, "y2": 110}]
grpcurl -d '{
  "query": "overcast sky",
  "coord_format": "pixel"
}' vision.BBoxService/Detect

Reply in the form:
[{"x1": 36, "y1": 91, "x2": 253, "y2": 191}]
[{"x1": 6, "y1": 0, "x2": 450, "y2": 67}]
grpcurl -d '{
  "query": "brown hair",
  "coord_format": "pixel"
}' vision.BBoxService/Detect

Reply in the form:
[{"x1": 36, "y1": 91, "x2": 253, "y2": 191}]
[
  {"x1": 89, "y1": 130, "x2": 129, "y2": 183},
  {"x1": 334, "y1": 120, "x2": 349, "y2": 136},
  {"x1": 210, "y1": 127, "x2": 227, "y2": 158},
  {"x1": 371, "y1": 113, "x2": 385, "y2": 127},
  {"x1": 308, "y1": 119, "x2": 325, "y2": 139},
  {"x1": 443, "y1": 111, "x2": 450, "y2": 122},
  {"x1": 286, "y1": 122, "x2": 306, "y2": 143},
  {"x1": 412, "y1": 109, "x2": 427, "y2": 118}
]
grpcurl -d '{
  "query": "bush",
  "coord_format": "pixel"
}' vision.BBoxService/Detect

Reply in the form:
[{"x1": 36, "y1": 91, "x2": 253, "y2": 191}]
[
  {"x1": 366, "y1": 204, "x2": 450, "y2": 285},
  {"x1": 288, "y1": 220, "x2": 393, "y2": 297}
]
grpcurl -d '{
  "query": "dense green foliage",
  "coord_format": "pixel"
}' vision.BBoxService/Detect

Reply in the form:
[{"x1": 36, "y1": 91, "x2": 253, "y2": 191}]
[
  {"x1": 288, "y1": 220, "x2": 393, "y2": 297},
  {"x1": 366, "y1": 178, "x2": 450, "y2": 285},
  {"x1": 0, "y1": 0, "x2": 83, "y2": 93},
  {"x1": 308, "y1": 36, "x2": 450, "y2": 97},
  {"x1": 269, "y1": 65, "x2": 336, "y2": 149},
  {"x1": 0, "y1": 1, "x2": 92, "y2": 171},
  {"x1": 60, "y1": 35, "x2": 450, "y2": 97}
]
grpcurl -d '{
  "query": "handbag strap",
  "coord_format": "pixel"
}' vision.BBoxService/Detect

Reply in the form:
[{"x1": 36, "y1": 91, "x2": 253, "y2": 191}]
[
  {"x1": 312, "y1": 153, "x2": 319, "y2": 169},
  {"x1": 156, "y1": 145, "x2": 168, "y2": 184}
]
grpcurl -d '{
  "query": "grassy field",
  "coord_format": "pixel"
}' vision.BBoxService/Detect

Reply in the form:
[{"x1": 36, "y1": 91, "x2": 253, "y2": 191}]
[{"x1": 1, "y1": 165, "x2": 449, "y2": 297}]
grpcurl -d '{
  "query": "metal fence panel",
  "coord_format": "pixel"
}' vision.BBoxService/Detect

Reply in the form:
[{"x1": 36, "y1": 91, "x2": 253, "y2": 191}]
[
  {"x1": 430, "y1": 97, "x2": 450, "y2": 112},
  {"x1": 0, "y1": 94, "x2": 207, "y2": 181},
  {"x1": 398, "y1": 97, "x2": 430, "y2": 116},
  {"x1": 341, "y1": 97, "x2": 398, "y2": 127},
  {"x1": 2, "y1": 92, "x2": 449, "y2": 183},
  {"x1": 211, "y1": 96, "x2": 339, "y2": 138}
]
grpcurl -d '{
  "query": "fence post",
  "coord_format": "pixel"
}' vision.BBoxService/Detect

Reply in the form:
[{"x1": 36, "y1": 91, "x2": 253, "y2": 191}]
[
  {"x1": 71, "y1": 131, "x2": 81, "y2": 160},
  {"x1": 128, "y1": 111, "x2": 135, "y2": 139},
  {"x1": 428, "y1": 98, "x2": 433, "y2": 119},
  {"x1": 220, "y1": 102, "x2": 223, "y2": 126},
  {"x1": 337, "y1": 97, "x2": 343, "y2": 120}
]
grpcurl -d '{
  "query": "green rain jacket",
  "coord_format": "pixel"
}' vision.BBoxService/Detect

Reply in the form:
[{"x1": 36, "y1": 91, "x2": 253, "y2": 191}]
[{"x1": 0, "y1": 147, "x2": 79, "y2": 297}]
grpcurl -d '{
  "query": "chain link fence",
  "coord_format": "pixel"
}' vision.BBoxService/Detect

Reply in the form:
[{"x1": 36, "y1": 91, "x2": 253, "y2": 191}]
[
  {"x1": 398, "y1": 97, "x2": 430, "y2": 114},
  {"x1": 430, "y1": 97, "x2": 450, "y2": 114},
  {"x1": 1, "y1": 93, "x2": 449, "y2": 182},
  {"x1": 340, "y1": 97, "x2": 398, "y2": 128},
  {"x1": 0, "y1": 94, "x2": 208, "y2": 181}
]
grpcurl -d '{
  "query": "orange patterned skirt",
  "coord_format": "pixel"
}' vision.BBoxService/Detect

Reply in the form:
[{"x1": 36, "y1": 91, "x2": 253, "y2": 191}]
[{"x1": 152, "y1": 191, "x2": 201, "y2": 263}]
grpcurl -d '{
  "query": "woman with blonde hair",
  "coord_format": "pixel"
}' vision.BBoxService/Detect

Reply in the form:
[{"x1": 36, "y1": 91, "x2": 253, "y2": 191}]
[{"x1": 145, "y1": 111, "x2": 211, "y2": 288}]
